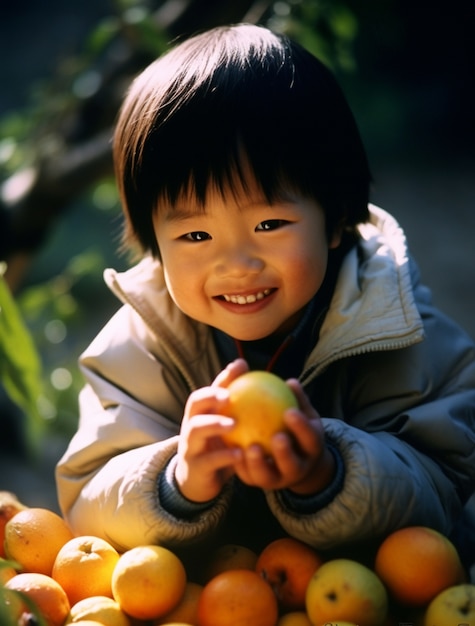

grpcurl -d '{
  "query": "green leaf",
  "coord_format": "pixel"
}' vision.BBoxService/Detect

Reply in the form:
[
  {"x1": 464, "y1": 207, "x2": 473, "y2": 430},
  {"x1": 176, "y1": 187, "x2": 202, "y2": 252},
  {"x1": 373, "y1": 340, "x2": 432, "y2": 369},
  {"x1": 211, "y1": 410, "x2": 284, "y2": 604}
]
[{"x1": 0, "y1": 267, "x2": 44, "y2": 445}]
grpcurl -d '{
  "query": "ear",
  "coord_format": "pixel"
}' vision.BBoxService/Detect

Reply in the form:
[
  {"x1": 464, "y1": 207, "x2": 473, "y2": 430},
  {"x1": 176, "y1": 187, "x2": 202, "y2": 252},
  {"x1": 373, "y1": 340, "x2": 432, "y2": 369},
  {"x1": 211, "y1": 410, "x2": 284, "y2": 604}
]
[{"x1": 328, "y1": 222, "x2": 344, "y2": 249}]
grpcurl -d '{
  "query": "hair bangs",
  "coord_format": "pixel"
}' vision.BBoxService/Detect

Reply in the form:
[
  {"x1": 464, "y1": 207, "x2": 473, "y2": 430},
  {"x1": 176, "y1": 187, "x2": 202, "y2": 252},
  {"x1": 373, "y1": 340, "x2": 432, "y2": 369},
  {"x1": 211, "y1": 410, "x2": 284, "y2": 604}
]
[{"x1": 114, "y1": 24, "x2": 371, "y2": 257}]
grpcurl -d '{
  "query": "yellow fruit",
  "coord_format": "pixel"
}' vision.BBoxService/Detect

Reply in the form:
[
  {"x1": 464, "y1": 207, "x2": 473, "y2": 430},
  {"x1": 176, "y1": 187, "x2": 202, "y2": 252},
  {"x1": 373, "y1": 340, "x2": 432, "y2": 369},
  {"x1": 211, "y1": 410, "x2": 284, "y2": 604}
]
[
  {"x1": 305, "y1": 559, "x2": 388, "y2": 626},
  {"x1": 201, "y1": 543, "x2": 258, "y2": 583},
  {"x1": 222, "y1": 371, "x2": 298, "y2": 453},
  {"x1": 111, "y1": 545, "x2": 187, "y2": 620},
  {"x1": 52, "y1": 535, "x2": 120, "y2": 606},
  {"x1": 197, "y1": 568, "x2": 279, "y2": 626},
  {"x1": 276, "y1": 611, "x2": 313, "y2": 625},
  {"x1": 374, "y1": 526, "x2": 465, "y2": 607},
  {"x1": 5, "y1": 572, "x2": 70, "y2": 626},
  {"x1": 67, "y1": 595, "x2": 132, "y2": 626},
  {"x1": 423, "y1": 584, "x2": 475, "y2": 626},
  {"x1": 153, "y1": 581, "x2": 202, "y2": 625},
  {"x1": 4, "y1": 507, "x2": 74, "y2": 576},
  {"x1": 68, "y1": 622, "x2": 105, "y2": 626}
]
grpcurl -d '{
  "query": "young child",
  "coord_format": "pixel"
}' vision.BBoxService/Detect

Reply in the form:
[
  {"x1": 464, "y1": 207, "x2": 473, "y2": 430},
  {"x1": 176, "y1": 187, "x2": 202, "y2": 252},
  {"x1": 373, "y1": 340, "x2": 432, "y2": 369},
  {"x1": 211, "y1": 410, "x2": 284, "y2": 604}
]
[{"x1": 56, "y1": 23, "x2": 475, "y2": 568}]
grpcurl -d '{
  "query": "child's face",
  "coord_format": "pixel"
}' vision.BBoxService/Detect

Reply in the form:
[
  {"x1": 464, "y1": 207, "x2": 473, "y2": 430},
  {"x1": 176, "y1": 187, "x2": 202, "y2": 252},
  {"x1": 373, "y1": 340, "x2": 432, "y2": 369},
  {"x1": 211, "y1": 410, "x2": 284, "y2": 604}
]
[{"x1": 153, "y1": 178, "x2": 340, "y2": 341}]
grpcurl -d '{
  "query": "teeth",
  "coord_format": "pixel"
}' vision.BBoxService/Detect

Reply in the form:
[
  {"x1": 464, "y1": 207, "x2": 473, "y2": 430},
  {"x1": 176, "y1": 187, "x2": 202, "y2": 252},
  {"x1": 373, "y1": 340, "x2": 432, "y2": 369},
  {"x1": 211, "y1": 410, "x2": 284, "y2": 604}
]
[{"x1": 223, "y1": 289, "x2": 271, "y2": 304}]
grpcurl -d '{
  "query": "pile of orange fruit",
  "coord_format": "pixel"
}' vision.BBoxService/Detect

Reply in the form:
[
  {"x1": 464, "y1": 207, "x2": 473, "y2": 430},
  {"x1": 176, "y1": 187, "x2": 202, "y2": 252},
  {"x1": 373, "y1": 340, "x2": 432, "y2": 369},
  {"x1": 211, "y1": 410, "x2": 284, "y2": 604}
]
[{"x1": 0, "y1": 490, "x2": 473, "y2": 626}]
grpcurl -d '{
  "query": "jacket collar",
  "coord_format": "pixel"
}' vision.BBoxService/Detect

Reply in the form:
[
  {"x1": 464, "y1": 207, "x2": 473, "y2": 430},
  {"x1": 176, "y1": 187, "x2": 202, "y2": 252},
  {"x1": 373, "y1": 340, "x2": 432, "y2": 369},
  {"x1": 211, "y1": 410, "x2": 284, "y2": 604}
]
[
  {"x1": 104, "y1": 205, "x2": 425, "y2": 386},
  {"x1": 300, "y1": 205, "x2": 425, "y2": 384}
]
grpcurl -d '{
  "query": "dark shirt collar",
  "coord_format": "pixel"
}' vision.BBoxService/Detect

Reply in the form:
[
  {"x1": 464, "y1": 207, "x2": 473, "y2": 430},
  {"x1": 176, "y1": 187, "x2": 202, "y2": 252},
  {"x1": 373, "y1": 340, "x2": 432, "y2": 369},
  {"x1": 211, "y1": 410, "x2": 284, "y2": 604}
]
[{"x1": 211, "y1": 231, "x2": 356, "y2": 378}]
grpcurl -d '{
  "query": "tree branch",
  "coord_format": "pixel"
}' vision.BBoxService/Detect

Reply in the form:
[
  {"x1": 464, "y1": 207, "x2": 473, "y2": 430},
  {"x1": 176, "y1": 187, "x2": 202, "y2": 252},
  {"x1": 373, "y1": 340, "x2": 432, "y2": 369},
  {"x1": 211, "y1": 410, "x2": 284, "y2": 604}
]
[{"x1": 0, "y1": 0, "x2": 273, "y2": 290}]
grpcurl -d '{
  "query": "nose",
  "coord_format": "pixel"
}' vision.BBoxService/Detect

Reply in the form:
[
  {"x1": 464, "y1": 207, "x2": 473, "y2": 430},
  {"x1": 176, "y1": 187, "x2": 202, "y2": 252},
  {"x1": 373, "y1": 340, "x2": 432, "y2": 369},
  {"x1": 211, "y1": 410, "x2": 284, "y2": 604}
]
[{"x1": 214, "y1": 240, "x2": 265, "y2": 278}]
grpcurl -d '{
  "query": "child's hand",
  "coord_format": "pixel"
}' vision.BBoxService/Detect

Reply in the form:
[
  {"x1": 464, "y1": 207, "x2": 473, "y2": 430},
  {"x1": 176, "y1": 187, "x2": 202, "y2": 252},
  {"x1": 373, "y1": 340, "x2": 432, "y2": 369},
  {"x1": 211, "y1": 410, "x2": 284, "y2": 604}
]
[
  {"x1": 174, "y1": 360, "x2": 248, "y2": 503},
  {"x1": 231, "y1": 378, "x2": 335, "y2": 495}
]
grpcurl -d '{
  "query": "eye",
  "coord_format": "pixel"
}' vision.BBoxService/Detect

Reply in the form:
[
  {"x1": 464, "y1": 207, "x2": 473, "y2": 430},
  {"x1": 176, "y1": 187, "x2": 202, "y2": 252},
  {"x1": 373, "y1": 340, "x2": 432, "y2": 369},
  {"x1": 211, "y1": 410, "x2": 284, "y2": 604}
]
[
  {"x1": 256, "y1": 219, "x2": 288, "y2": 231},
  {"x1": 183, "y1": 231, "x2": 211, "y2": 242}
]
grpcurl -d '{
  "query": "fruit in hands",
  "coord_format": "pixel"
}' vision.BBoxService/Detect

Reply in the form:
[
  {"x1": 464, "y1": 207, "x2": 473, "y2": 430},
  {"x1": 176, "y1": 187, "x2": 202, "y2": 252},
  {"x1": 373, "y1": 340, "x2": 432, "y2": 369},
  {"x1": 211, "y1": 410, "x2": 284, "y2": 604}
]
[
  {"x1": 4, "y1": 507, "x2": 74, "y2": 576},
  {"x1": 222, "y1": 371, "x2": 298, "y2": 453},
  {"x1": 111, "y1": 545, "x2": 187, "y2": 620},
  {"x1": 197, "y1": 568, "x2": 279, "y2": 626},
  {"x1": 305, "y1": 558, "x2": 388, "y2": 626},
  {"x1": 52, "y1": 535, "x2": 120, "y2": 605},
  {"x1": 423, "y1": 584, "x2": 475, "y2": 626},
  {"x1": 374, "y1": 526, "x2": 465, "y2": 607},
  {"x1": 256, "y1": 537, "x2": 324, "y2": 611}
]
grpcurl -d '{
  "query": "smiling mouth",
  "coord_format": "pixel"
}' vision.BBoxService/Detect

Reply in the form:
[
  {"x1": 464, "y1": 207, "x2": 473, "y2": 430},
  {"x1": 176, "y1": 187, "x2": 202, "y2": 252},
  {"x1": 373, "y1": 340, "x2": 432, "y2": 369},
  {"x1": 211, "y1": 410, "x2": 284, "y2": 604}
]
[{"x1": 221, "y1": 288, "x2": 273, "y2": 305}]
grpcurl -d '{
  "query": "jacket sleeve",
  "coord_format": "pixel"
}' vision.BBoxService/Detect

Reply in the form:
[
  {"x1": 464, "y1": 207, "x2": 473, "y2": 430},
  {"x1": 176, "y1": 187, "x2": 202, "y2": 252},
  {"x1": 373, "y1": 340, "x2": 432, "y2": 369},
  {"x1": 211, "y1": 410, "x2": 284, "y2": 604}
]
[
  {"x1": 265, "y1": 303, "x2": 475, "y2": 550},
  {"x1": 55, "y1": 306, "x2": 230, "y2": 552}
]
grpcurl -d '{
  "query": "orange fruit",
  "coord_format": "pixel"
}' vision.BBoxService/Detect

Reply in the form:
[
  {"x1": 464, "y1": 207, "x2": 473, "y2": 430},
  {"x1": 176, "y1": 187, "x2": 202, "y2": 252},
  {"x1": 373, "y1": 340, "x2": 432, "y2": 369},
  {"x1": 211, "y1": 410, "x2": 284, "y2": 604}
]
[
  {"x1": 277, "y1": 611, "x2": 313, "y2": 625},
  {"x1": 4, "y1": 507, "x2": 74, "y2": 576},
  {"x1": 374, "y1": 526, "x2": 465, "y2": 606},
  {"x1": 201, "y1": 543, "x2": 258, "y2": 583},
  {"x1": 222, "y1": 371, "x2": 298, "y2": 453},
  {"x1": 197, "y1": 568, "x2": 279, "y2": 626},
  {"x1": 111, "y1": 545, "x2": 187, "y2": 620},
  {"x1": 52, "y1": 535, "x2": 120, "y2": 605},
  {"x1": 0, "y1": 556, "x2": 17, "y2": 584},
  {"x1": 153, "y1": 581, "x2": 203, "y2": 625},
  {"x1": 256, "y1": 537, "x2": 323, "y2": 611},
  {"x1": 4, "y1": 572, "x2": 70, "y2": 626},
  {"x1": 68, "y1": 595, "x2": 133, "y2": 625},
  {"x1": 0, "y1": 491, "x2": 28, "y2": 558}
]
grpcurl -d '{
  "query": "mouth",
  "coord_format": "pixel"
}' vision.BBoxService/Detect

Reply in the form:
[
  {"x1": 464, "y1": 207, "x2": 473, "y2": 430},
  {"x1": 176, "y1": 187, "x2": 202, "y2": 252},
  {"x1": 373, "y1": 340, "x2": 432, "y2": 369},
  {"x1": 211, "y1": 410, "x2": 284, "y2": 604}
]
[{"x1": 220, "y1": 288, "x2": 273, "y2": 305}]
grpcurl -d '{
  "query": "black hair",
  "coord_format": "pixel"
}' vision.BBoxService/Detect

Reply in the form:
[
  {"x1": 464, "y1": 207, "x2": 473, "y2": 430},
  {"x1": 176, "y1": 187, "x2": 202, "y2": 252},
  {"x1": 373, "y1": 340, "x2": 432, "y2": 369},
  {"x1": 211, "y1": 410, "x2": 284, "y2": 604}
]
[{"x1": 113, "y1": 23, "x2": 371, "y2": 258}]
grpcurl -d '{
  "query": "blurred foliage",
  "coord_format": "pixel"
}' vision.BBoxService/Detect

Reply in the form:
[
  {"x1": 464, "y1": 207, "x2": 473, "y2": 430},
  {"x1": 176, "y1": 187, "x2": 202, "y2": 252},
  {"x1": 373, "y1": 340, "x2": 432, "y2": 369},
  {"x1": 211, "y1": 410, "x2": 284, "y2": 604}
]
[
  {"x1": 0, "y1": 0, "x2": 361, "y2": 448},
  {"x1": 0, "y1": 268, "x2": 44, "y2": 451},
  {"x1": 268, "y1": 0, "x2": 358, "y2": 71}
]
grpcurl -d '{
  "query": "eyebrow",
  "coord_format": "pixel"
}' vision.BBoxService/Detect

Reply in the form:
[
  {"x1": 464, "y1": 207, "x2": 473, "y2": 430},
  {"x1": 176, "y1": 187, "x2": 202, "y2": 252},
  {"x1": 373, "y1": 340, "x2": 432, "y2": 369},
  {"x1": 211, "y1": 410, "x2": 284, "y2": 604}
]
[
  {"x1": 161, "y1": 190, "x2": 297, "y2": 223},
  {"x1": 162, "y1": 205, "x2": 207, "y2": 222}
]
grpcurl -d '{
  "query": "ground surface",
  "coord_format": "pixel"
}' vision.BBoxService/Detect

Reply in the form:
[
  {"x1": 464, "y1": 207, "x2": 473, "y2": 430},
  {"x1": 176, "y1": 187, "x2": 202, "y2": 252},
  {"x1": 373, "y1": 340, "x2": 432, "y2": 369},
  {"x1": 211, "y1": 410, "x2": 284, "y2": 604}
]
[{"x1": 1, "y1": 2, "x2": 474, "y2": 579}]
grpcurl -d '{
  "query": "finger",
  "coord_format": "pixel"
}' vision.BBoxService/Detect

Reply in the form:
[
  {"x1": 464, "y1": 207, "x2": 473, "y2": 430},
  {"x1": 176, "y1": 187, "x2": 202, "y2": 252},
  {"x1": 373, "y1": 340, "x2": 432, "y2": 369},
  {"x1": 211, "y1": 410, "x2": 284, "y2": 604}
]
[
  {"x1": 283, "y1": 409, "x2": 323, "y2": 456},
  {"x1": 286, "y1": 378, "x2": 319, "y2": 416},
  {"x1": 269, "y1": 430, "x2": 310, "y2": 479},
  {"x1": 237, "y1": 445, "x2": 282, "y2": 487},
  {"x1": 181, "y1": 413, "x2": 236, "y2": 441},
  {"x1": 184, "y1": 385, "x2": 229, "y2": 420},
  {"x1": 191, "y1": 446, "x2": 243, "y2": 471},
  {"x1": 211, "y1": 359, "x2": 249, "y2": 389}
]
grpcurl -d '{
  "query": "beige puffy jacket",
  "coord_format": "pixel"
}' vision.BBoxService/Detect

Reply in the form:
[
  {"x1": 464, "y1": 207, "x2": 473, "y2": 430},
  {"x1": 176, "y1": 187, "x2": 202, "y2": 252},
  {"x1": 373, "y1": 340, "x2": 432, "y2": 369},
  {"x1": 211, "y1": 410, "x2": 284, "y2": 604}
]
[{"x1": 56, "y1": 206, "x2": 475, "y2": 555}]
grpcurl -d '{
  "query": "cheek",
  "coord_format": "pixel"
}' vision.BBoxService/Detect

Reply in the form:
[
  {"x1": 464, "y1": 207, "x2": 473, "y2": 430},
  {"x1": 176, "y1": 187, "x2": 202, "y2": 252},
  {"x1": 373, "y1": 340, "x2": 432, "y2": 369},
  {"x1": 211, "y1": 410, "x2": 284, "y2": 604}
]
[
  {"x1": 163, "y1": 264, "x2": 193, "y2": 300},
  {"x1": 288, "y1": 238, "x2": 329, "y2": 278}
]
